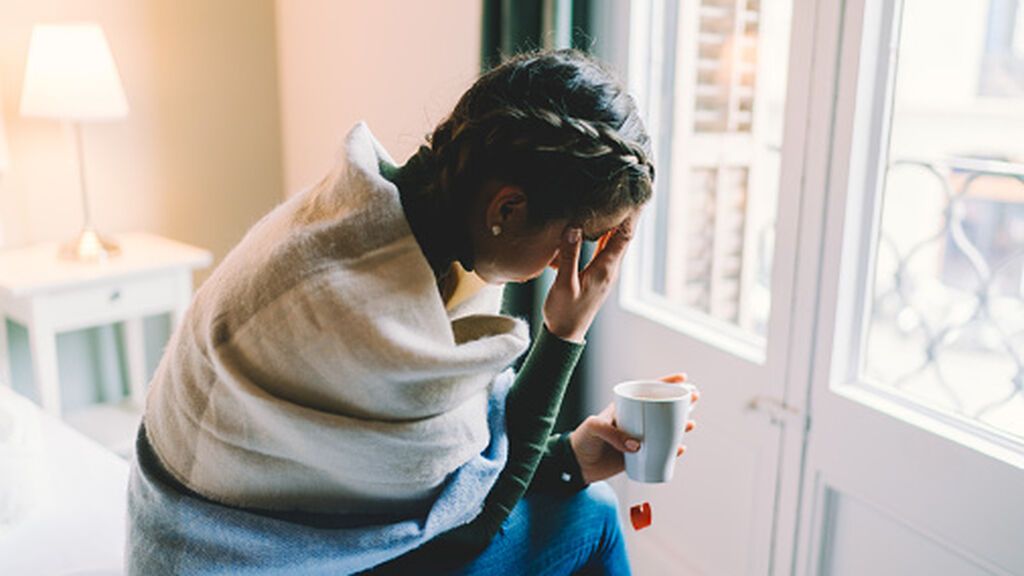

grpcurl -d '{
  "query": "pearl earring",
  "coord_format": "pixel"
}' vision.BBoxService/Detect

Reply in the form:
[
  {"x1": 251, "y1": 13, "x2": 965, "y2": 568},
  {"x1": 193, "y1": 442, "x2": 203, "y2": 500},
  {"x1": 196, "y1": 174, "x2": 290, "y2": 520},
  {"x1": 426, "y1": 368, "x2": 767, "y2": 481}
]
[{"x1": 491, "y1": 225, "x2": 502, "y2": 236}]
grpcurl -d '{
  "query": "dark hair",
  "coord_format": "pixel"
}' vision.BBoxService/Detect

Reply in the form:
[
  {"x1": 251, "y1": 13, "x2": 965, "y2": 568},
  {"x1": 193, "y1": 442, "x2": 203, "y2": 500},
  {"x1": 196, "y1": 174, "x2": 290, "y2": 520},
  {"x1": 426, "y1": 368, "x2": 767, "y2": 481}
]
[{"x1": 422, "y1": 48, "x2": 654, "y2": 228}]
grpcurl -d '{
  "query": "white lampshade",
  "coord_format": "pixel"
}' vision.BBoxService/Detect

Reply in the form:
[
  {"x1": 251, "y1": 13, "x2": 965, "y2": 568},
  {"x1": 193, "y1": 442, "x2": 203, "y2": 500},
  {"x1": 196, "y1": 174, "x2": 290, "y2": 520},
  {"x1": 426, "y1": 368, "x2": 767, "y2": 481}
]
[{"x1": 19, "y1": 23, "x2": 128, "y2": 121}]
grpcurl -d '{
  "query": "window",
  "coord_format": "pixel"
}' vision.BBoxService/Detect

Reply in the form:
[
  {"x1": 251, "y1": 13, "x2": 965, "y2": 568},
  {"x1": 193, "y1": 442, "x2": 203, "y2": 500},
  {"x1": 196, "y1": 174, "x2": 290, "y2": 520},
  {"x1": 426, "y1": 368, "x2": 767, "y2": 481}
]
[
  {"x1": 863, "y1": 0, "x2": 1024, "y2": 440},
  {"x1": 979, "y1": 0, "x2": 1024, "y2": 98},
  {"x1": 627, "y1": 0, "x2": 793, "y2": 355}
]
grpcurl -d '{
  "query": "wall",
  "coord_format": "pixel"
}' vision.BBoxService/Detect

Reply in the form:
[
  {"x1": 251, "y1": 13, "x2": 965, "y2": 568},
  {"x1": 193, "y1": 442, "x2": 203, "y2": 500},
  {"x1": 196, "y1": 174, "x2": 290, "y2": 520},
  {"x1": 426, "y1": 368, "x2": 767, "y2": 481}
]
[{"x1": 275, "y1": 0, "x2": 482, "y2": 196}]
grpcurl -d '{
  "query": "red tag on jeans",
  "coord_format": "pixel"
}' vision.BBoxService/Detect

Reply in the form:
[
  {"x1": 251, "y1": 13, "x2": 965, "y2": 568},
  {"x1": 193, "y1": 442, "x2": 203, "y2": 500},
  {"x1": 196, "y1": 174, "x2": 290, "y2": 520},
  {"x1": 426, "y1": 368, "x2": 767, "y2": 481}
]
[{"x1": 630, "y1": 502, "x2": 652, "y2": 530}]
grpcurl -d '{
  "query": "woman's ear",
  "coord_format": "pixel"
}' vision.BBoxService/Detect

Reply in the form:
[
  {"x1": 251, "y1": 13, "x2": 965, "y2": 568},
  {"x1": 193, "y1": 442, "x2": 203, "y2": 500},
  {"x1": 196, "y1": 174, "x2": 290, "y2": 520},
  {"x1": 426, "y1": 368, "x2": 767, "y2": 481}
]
[{"x1": 487, "y1": 185, "x2": 528, "y2": 231}]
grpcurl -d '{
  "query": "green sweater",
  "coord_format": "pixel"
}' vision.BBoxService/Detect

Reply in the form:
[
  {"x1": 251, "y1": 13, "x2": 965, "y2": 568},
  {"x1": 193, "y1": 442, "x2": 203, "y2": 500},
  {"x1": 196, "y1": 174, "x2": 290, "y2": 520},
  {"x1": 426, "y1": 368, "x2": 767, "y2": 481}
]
[{"x1": 367, "y1": 154, "x2": 589, "y2": 573}]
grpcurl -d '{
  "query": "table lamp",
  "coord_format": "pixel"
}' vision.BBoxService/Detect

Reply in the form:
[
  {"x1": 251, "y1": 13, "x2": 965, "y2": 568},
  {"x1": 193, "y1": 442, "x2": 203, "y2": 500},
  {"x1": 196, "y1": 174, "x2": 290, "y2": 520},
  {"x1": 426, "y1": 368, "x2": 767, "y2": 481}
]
[{"x1": 19, "y1": 22, "x2": 129, "y2": 261}]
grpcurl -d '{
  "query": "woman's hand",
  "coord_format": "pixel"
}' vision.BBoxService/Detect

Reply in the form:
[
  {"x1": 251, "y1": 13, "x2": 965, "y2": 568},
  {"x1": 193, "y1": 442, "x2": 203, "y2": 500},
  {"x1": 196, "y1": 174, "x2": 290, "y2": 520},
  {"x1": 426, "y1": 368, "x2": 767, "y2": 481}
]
[
  {"x1": 568, "y1": 373, "x2": 698, "y2": 484},
  {"x1": 543, "y1": 215, "x2": 636, "y2": 343}
]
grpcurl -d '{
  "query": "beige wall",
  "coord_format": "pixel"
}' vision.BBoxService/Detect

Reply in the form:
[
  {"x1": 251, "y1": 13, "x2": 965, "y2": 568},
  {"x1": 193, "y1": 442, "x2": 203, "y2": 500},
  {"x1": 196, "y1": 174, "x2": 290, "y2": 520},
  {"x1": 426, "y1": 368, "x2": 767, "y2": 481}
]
[
  {"x1": 0, "y1": 0, "x2": 482, "y2": 266},
  {"x1": 0, "y1": 0, "x2": 284, "y2": 283},
  {"x1": 275, "y1": 0, "x2": 482, "y2": 196}
]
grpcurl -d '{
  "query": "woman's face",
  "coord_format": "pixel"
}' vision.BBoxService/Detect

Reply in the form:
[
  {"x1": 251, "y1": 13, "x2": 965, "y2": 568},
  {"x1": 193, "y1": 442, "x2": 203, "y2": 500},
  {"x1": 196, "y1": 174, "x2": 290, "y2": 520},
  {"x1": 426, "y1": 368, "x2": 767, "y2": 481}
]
[{"x1": 471, "y1": 183, "x2": 640, "y2": 284}]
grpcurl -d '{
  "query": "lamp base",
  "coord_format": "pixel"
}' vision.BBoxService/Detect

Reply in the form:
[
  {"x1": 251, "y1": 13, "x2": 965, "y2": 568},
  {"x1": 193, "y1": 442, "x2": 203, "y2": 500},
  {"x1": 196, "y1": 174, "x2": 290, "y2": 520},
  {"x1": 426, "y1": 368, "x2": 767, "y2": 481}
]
[{"x1": 59, "y1": 228, "x2": 121, "y2": 262}]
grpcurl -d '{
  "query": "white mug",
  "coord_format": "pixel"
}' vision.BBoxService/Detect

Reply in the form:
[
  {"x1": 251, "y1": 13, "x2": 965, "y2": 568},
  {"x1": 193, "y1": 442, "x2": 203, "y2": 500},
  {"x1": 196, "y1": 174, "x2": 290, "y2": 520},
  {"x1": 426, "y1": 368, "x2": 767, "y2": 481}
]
[{"x1": 614, "y1": 380, "x2": 695, "y2": 483}]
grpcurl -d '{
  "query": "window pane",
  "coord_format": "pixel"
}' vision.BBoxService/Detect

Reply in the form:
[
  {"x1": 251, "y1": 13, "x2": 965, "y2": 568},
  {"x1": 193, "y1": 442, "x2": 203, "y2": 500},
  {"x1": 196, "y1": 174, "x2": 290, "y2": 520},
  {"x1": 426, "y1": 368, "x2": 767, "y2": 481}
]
[
  {"x1": 641, "y1": 0, "x2": 792, "y2": 341},
  {"x1": 864, "y1": 0, "x2": 1024, "y2": 440}
]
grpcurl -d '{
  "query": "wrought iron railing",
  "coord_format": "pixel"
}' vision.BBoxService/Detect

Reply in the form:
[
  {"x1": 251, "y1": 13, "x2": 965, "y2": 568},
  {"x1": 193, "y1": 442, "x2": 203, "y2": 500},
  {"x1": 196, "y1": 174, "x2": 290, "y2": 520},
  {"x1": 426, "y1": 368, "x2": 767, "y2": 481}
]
[{"x1": 868, "y1": 156, "x2": 1024, "y2": 436}]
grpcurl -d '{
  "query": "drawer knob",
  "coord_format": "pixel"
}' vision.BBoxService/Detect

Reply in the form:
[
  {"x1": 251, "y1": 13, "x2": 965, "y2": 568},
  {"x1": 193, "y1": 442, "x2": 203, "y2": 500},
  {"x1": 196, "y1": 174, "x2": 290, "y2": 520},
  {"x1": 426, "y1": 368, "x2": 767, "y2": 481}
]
[{"x1": 110, "y1": 290, "x2": 122, "y2": 302}]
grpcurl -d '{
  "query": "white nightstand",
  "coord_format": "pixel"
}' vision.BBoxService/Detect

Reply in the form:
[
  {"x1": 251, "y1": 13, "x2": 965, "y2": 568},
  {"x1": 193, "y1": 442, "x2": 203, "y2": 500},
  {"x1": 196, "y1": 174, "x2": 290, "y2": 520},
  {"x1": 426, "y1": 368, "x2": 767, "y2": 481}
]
[{"x1": 0, "y1": 232, "x2": 212, "y2": 419}]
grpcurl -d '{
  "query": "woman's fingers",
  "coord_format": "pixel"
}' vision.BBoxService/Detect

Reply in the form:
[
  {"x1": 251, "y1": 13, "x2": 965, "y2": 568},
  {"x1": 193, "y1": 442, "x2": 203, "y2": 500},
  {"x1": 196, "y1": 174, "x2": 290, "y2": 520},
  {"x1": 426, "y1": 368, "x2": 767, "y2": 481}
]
[
  {"x1": 553, "y1": 226, "x2": 582, "y2": 292},
  {"x1": 657, "y1": 373, "x2": 699, "y2": 407},
  {"x1": 582, "y1": 216, "x2": 635, "y2": 285},
  {"x1": 586, "y1": 415, "x2": 640, "y2": 453}
]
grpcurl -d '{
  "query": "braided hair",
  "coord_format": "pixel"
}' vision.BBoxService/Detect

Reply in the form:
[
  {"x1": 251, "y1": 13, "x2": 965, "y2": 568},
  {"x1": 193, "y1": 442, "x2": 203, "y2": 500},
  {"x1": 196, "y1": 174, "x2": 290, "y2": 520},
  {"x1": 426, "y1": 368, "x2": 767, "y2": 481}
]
[{"x1": 419, "y1": 48, "x2": 654, "y2": 231}]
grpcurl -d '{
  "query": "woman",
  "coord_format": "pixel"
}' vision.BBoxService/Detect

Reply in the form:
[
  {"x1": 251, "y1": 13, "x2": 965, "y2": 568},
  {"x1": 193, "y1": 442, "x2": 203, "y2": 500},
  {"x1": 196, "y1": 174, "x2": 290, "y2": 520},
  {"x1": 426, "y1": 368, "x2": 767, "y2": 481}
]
[{"x1": 127, "y1": 48, "x2": 696, "y2": 575}]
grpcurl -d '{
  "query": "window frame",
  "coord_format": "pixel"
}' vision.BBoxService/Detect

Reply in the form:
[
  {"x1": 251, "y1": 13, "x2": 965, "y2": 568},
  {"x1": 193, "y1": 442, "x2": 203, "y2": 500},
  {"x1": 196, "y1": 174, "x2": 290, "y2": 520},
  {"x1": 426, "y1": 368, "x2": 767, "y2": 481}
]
[{"x1": 821, "y1": 0, "x2": 1024, "y2": 464}]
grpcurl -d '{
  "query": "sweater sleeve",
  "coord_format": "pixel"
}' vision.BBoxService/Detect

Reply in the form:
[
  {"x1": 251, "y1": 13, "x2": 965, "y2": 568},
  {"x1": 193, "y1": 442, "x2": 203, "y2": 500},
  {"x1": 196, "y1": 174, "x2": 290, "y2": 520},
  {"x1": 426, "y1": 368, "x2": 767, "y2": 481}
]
[
  {"x1": 529, "y1": 433, "x2": 588, "y2": 495},
  {"x1": 366, "y1": 324, "x2": 584, "y2": 574}
]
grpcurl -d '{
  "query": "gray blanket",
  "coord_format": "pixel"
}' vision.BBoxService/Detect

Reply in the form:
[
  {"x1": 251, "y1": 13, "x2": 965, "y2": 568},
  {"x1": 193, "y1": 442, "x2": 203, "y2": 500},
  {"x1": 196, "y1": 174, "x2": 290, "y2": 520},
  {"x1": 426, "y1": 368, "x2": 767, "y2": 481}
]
[{"x1": 126, "y1": 370, "x2": 513, "y2": 575}]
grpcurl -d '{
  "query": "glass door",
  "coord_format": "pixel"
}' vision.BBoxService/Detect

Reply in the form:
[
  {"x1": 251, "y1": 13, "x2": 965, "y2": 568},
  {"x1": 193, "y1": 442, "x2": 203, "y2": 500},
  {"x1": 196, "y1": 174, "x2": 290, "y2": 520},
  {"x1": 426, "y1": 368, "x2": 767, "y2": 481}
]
[
  {"x1": 794, "y1": 0, "x2": 1024, "y2": 573},
  {"x1": 589, "y1": 0, "x2": 815, "y2": 573}
]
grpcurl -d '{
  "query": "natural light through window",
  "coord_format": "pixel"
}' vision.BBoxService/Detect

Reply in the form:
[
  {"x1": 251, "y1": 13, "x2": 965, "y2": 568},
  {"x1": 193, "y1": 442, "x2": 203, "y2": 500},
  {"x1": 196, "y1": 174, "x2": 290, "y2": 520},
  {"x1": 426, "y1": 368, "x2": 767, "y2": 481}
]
[
  {"x1": 632, "y1": 0, "x2": 792, "y2": 349},
  {"x1": 863, "y1": 0, "x2": 1024, "y2": 440}
]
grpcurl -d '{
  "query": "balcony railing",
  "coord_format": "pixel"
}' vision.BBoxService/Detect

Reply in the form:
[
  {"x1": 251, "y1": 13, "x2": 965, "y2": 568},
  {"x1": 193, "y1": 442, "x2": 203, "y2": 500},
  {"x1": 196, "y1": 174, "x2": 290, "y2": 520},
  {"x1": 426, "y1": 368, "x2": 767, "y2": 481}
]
[{"x1": 866, "y1": 156, "x2": 1024, "y2": 439}]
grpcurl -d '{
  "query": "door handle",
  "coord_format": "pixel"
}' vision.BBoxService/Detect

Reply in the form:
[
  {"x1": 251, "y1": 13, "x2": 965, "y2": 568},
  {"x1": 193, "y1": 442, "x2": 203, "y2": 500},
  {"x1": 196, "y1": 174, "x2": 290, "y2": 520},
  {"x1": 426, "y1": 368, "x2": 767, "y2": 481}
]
[{"x1": 747, "y1": 395, "x2": 805, "y2": 428}]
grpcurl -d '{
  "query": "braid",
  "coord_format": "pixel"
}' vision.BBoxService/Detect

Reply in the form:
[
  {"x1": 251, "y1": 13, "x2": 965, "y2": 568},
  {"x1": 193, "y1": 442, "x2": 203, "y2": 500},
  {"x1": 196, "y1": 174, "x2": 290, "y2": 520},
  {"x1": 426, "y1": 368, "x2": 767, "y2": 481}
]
[
  {"x1": 439, "y1": 106, "x2": 652, "y2": 178},
  {"x1": 423, "y1": 48, "x2": 654, "y2": 226},
  {"x1": 522, "y1": 107, "x2": 654, "y2": 182}
]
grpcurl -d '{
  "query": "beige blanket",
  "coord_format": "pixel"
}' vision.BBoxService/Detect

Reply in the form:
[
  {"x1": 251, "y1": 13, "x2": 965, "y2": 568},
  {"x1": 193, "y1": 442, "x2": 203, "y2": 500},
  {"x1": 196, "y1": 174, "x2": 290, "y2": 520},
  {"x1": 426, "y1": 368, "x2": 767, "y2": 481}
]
[{"x1": 144, "y1": 122, "x2": 530, "y2": 514}]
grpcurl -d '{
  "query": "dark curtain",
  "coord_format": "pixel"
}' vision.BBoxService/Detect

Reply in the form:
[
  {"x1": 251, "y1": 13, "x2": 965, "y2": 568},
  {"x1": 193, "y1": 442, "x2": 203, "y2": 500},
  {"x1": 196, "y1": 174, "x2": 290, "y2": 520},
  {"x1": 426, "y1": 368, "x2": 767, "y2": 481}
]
[{"x1": 483, "y1": 0, "x2": 597, "y2": 432}]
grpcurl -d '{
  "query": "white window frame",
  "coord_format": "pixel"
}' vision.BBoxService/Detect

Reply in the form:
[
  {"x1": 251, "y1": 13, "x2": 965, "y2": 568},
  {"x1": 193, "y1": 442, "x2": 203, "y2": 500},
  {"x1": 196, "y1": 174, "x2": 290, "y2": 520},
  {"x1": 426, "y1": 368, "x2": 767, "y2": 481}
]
[
  {"x1": 818, "y1": 0, "x2": 1024, "y2": 467},
  {"x1": 621, "y1": 0, "x2": 784, "y2": 365}
]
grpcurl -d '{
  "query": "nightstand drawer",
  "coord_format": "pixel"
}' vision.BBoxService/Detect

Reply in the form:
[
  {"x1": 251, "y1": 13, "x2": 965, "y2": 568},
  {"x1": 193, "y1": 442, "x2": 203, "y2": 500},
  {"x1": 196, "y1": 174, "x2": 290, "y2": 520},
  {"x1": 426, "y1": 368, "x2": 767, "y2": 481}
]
[{"x1": 41, "y1": 273, "x2": 181, "y2": 332}]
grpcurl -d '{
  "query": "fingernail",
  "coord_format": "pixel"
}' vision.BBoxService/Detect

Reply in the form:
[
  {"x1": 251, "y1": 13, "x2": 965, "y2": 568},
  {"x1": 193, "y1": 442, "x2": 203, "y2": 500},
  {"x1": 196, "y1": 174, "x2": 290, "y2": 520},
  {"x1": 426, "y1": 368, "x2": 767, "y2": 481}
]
[
  {"x1": 565, "y1": 227, "x2": 581, "y2": 244},
  {"x1": 625, "y1": 439, "x2": 640, "y2": 451}
]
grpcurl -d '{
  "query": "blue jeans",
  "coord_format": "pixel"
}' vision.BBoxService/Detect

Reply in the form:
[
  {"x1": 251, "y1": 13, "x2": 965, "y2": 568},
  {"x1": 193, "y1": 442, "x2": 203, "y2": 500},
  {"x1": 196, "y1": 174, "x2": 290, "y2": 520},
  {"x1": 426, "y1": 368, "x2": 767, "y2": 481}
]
[{"x1": 444, "y1": 482, "x2": 632, "y2": 576}]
